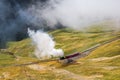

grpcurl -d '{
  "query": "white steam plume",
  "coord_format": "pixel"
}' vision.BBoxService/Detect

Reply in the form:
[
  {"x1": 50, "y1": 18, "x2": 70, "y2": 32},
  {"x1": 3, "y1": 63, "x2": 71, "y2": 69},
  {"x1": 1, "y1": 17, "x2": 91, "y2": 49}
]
[{"x1": 28, "y1": 28, "x2": 64, "y2": 59}]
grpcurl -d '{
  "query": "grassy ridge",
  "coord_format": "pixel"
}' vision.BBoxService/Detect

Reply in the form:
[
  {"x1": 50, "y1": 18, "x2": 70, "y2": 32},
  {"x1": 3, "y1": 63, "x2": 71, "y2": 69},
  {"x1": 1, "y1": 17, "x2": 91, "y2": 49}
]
[
  {"x1": 87, "y1": 39, "x2": 120, "y2": 58},
  {"x1": 63, "y1": 39, "x2": 120, "y2": 80},
  {"x1": 52, "y1": 28, "x2": 119, "y2": 55},
  {"x1": 0, "y1": 28, "x2": 120, "y2": 80}
]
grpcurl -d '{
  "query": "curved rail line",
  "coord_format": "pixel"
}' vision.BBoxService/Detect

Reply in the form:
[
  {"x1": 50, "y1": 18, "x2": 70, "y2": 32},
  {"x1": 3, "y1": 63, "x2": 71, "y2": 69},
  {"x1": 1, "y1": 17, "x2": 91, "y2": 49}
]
[{"x1": 0, "y1": 36, "x2": 120, "y2": 67}]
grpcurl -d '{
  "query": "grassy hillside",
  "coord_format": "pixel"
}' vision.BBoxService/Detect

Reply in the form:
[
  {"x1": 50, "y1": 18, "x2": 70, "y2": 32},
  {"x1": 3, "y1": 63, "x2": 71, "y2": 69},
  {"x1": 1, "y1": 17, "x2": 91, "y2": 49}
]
[
  {"x1": 0, "y1": 28, "x2": 120, "y2": 80},
  {"x1": 63, "y1": 39, "x2": 120, "y2": 80},
  {"x1": 86, "y1": 39, "x2": 120, "y2": 58},
  {"x1": 52, "y1": 28, "x2": 119, "y2": 55}
]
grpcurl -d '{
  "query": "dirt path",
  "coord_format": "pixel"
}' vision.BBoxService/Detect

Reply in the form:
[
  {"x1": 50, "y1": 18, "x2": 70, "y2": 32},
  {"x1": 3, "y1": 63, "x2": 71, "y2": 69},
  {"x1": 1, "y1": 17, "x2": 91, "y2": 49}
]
[
  {"x1": 90, "y1": 55, "x2": 120, "y2": 62},
  {"x1": 89, "y1": 55, "x2": 120, "y2": 70},
  {"x1": 26, "y1": 39, "x2": 120, "y2": 80},
  {"x1": 28, "y1": 64, "x2": 102, "y2": 80},
  {"x1": 28, "y1": 64, "x2": 88, "y2": 80}
]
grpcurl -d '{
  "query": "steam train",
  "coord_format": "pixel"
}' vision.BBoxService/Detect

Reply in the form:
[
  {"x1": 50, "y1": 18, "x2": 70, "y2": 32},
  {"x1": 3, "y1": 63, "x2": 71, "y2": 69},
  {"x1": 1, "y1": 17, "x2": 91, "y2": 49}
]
[
  {"x1": 58, "y1": 52, "x2": 83, "y2": 64},
  {"x1": 58, "y1": 44, "x2": 101, "y2": 64},
  {"x1": 58, "y1": 37, "x2": 120, "y2": 64}
]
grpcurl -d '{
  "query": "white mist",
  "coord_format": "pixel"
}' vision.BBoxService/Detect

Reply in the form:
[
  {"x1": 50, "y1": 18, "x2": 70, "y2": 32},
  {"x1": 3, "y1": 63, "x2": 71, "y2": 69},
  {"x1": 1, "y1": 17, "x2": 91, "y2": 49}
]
[{"x1": 28, "y1": 28, "x2": 64, "y2": 59}]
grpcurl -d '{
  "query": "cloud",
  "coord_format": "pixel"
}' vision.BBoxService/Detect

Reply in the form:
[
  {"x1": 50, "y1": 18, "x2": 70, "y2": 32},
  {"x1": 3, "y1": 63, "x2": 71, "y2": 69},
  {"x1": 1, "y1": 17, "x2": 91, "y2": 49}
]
[
  {"x1": 0, "y1": 0, "x2": 120, "y2": 48},
  {"x1": 38, "y1": 0, "x2": 120, "y2": 29}
]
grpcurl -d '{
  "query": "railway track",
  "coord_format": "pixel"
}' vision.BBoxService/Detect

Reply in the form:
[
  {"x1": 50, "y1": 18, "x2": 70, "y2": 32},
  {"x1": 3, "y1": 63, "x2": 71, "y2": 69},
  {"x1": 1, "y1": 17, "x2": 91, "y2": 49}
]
[{"x1": 0, "y1": 36, "x2": 120, "y2": 67}]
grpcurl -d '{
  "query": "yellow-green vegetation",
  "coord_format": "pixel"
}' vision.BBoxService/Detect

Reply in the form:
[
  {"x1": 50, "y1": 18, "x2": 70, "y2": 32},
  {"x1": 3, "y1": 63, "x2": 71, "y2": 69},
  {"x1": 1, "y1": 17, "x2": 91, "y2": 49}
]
[
  {"x1": 0, "y1": 66, "x2": 69, "y2": 80},
  {"x1": 87, "y1": 39, "x2": 120, "y2": 58},
  {"x1": 52, "y1": 28, "x2": 119, "y2": 55},
  {"x1": 63, "y1": 39, "x2": 120, "y2": 80},
  {"x1": 0, "y1": 27, "x2": 120, "y2": 80},
  {"x1": 7, "y1": 39, "x2": 34, "y2": 57}
]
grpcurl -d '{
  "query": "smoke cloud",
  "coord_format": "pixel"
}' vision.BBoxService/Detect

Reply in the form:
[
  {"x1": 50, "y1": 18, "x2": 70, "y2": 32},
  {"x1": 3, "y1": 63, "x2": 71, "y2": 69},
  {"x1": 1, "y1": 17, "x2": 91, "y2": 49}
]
[
  {"x1": 0, "y1": 0, "x2": 29, "y2": 48},
  {"x1": 28, "y1": 28, "x2": 64, "y2": 59},
  {"x1": 1, "y1": 0, "x2": 120, "y2": 48},
  {"x1": 41, "y1": 0, "x2": 120, "y2": 29},
  {"x1": 0, "y1": 0, "x2": 47, "y2": 48}
]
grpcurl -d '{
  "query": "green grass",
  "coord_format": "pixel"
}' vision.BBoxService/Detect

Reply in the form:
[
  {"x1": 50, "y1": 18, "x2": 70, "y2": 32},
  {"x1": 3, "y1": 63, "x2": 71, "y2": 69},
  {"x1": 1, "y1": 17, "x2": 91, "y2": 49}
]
[
  {"x1": 0, "y1": 54, "x2": 15, "y2": 67},
  {"x1": 61, "y1": 38, "x2": 120, "y2": 80},
  {"x1": 0, "y1": 27, "x2": 120, "y2": 80},
  {"x1": 51, "y1": 28, "x2": 119, "y2": 55},
  {"x1": 7, "y1": 39, "x2": 34, "y2": 57},
  {"x1": 86, "y1": 39, "x2": 120, "y2": 58}
]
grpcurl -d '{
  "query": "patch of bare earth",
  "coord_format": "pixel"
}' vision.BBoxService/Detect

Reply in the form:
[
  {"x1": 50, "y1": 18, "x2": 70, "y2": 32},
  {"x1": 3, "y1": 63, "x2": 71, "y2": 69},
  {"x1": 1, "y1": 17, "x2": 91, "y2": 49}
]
[
  {"x1": 0, "y1": 72, "x2": 11, "y2": 80},
  {"x1": 28, "y1": 64, "x2": 103, "y2": 80},
  {"x1": 101, "y1": 66, "x2": 119, "y2": 70},
  {"x1": 90, "y1": 55, "x2": 120, "y2": 70},
  {"x1": 90, "y1": 55, "x2": 120, "y2": 62}
]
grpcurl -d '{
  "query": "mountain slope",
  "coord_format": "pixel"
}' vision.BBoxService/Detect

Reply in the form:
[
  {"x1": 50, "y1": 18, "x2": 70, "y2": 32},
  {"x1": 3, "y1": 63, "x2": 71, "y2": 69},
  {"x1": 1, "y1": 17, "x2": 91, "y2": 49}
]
[{"x1": 0, "y1": 28, "x2": 120, "y2": 80}]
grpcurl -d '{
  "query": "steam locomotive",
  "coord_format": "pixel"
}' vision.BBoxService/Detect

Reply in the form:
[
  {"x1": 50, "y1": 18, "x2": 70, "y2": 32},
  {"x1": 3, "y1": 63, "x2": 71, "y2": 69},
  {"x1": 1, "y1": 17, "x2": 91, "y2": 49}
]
[{"x1": 58, "y1": 52, "x2": 82, "y2": 64}]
